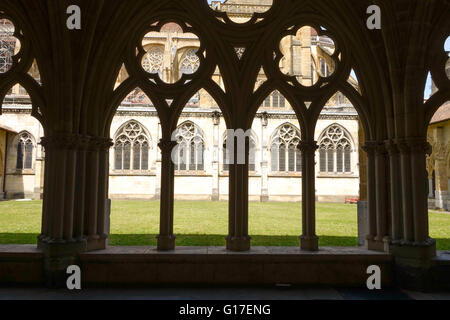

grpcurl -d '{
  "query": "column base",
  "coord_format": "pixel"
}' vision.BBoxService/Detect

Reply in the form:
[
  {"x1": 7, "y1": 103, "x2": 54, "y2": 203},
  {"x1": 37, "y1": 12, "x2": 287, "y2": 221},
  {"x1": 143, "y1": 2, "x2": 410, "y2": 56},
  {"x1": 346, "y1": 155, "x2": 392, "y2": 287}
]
[
  {"x1": 87, "y1": 235, "x2": 108, "y2": 251},
  {"x1": 390, "y1": 239, "x2": 437, "y2": 291},
  {"x1": 365, "y1": 237, "x2": 387, "y2": 252},
  {"x1": 211, "y1": 189, "x2": 220, "y2": 201},
  {"x1": 357, "y1": 201, "x2": 368, "y2": 246},
  {"x1": 260, "y1": 195, "x2": 269, "y2": 202},
  {"x1": 300, "y1": 235, "x2": 319, "y2": 251},
  {"x1": 390, "y1": 238, "x2": 436, "y2": 266},
  {"x1": 226, "y1": 236, "x2": 251, "y2": 251},
  {"x1": 38, "y1": 237, "x2": 88, "y2": 288},
  {"x1": 157, "y1": 235, "x2": 176, "y2": 251}
]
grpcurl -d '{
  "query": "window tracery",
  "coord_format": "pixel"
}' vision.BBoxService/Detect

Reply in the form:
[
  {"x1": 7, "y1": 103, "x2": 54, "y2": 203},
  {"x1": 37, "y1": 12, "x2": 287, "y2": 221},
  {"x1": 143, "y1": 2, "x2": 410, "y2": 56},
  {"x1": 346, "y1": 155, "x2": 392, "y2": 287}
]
[
  {"x1": 142, "y1": 47, "x2": 164, "y2": 77},
  {"x1": 0, "y1": 19, "x2": 16, "y2": 74},
  {"x1": 318, "y1": 125, "x2": 352, "y2": 174},
  {"x1": 114, "y1": 121, "x2": 151, "y2": 171},
  {"x1": 270, "y1": 124, "x2": 301, "y2": 173},
  {"x1": 173, "y1": 122, "x2": 205, "y2": 172},
  {"x1": 16, "y1": 132, "x2": 33, "y2": 170}
]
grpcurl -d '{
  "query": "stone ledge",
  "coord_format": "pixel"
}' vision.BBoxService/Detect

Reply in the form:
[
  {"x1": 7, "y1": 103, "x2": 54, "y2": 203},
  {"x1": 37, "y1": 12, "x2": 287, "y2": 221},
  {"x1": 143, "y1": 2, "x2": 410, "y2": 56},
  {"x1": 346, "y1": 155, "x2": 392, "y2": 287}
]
[{"x1": 0, "y1": 245, "x2": 394, "y2": 286}]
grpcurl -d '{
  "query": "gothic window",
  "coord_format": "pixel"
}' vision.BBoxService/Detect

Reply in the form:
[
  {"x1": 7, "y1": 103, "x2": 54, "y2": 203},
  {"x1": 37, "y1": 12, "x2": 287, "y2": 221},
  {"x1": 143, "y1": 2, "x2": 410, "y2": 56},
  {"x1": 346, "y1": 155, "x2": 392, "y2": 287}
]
[
  {"x1": 264, "y1": 95, "x2": 271, "y2": 108},
  {"x1": 262, "y1": 90, "x2": 286, "y2": 108},
  {"x1": 179, "y1": 49, "x2": 200, "y2": 75},
  {"x1": 272, "y1": 91, "x2": 279, "y2": 108},
  {"x1": 270, "y1": 124, "x2": 301, "y2": 173},
  {"x1": 16, "y1": 132, "x2": 33, "y2": 170},
  {"x1": 142, "y1": 47, "x2": 164, "y2": 77},
  {"x1": 174, "y1": 122, "x2": 205, "y2": 172},
  {"x1": 0, "y1": 19, "x2": 15, "y2": 74},
  {"x1": 114, "y1": 121, "x2": 151, "y2": 171},
  {"x1": 318, "y1": 124, "x2": 352, "y2": 174},
  {"x1": 320, "y1": 58, "x2": 327, "y2": 77},
  {"x1": 124, "y1": 88, "x2": 152, "y2": 105},
  {"x1": 222, "y1": 134, "x2": 257, "y2": 172}
]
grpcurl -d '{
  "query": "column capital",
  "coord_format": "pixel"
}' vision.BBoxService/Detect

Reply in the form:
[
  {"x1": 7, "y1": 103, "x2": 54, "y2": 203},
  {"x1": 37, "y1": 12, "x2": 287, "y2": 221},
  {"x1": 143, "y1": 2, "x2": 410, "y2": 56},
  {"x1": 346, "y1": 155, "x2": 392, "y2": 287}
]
[
  {"x1": 361, "y1": 141, "x2": 378, "y2": 154},
  {"x1": 158, "y1": 139, "x2": 178, "y2": 152},
  {"x1": 384, "y1": 139, "x2": 399, "y2": 155},
  {"x1": 40, "y1": 134, "x2": 112, "y2": 151},
  {"x1": 212, "y1": 111, "x2": 221, "y2": 125},
  {"x1": 396, "y1": 137, "x2": 431, "y2": 155},
  {"x1": 375, "y1": 143, "x2": 387, "y2": 155},
  {"x1": 298, "y1": 141, "x2": 318, "y2": 152}
]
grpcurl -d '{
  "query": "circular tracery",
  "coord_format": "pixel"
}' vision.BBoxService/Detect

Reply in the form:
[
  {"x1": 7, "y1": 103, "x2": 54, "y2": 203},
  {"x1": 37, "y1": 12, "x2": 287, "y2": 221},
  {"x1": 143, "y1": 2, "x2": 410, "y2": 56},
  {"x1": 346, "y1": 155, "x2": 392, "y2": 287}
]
[
  {"x1": 139, "y1": 22, "x2": 202, "y2": 85},
  {"x1": 278, "y1": 25, "x2": 338, "y2": 88},
  {"x1": 0, "y1": 18, "x2": 18, "y2": 74}
]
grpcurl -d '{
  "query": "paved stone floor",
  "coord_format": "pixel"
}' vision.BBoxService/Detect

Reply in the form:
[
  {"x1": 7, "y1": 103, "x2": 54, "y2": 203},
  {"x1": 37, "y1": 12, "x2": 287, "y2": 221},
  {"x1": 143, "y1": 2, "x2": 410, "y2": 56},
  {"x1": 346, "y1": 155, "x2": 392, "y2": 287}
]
[{"x1": 0, "y1": 286, "x2": 449, "y2": 300}]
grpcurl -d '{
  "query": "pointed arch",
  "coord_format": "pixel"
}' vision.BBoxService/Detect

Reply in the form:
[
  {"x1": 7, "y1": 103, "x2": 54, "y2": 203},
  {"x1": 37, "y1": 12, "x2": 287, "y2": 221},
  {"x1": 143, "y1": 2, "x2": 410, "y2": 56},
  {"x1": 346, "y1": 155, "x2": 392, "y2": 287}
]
[
  {"x1": 269, "y1": 123, "x2": 302, "y2": 173},
  {"x1": 173, "y1": 121, "x2": 206, "y2": 172},
  {"x1": 318, "y1": 123, "x2": 354, "y2": 174},
  {"x1": 113, "y1": 120, "x2": 152, "y2": 172},
  {"x1": 221, "y1": 129, "x2": 258, "y2": 172},
  {"x1": 14, "y1": 130, "x2": 35, "y2": 170}
]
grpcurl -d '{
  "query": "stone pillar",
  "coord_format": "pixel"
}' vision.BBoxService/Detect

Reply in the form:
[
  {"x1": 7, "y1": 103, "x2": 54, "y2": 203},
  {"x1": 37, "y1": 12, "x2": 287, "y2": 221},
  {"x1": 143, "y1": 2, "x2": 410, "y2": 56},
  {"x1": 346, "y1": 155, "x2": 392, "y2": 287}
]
[
  {"x1": 157, "y1": 139, "x2": 177, "y2": 250},
  {"x1": 38, "y1": 134, "x2": 112, "y2": 287},
  {"x1": 409, "y1": 139, "x2": 431, "y2": 243},
  {"x1": 226, "y1": 137, "x2": 251, "y2": 251},
  {"x1": 299, "y1": 141, "x2": 319, "y2": 251},
  {"x1": 397, "y1": 140, "x2": 415, "y2": 243},
  {"x1": 357, "y1": 123, "x2": 368, "y2": 246},
  {"x1": 428, "y1": 178, "x2": 434, "y2": 198},
  {"x1": 33, "y1": 140, "x2": 44, "y2": 200},
  {"x1": 362, "y1": 142, "x2": 378, "y2": 250},
  {"x1": 211, "y1": 112, "x2": 220, "y2": 201},
  {"x1": 374, "y1": 143, "x2": 389, "y2": 251},
  {"x1": 390, "y1": 138, "x2": 436, "y2": 290},
  {"x1": 433, "y1": 127, "x2": 448, "y2": 210},
  {"x1": 386, "y1": 140, "x2": 403, "y2": 244},
  {"x1": 154, "y1": 123, "x2": 162, "y2": 200},
  {"x1": 260, "y1": 113, "x2": 269, "y2": 202}
]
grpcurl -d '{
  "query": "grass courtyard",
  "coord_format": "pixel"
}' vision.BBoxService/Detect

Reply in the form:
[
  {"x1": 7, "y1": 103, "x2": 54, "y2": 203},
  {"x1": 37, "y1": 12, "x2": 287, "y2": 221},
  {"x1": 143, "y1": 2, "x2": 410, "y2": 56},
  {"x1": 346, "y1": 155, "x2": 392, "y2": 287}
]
[{"x1": 0, "y1": 200, "x2": 449, "y2": 249}]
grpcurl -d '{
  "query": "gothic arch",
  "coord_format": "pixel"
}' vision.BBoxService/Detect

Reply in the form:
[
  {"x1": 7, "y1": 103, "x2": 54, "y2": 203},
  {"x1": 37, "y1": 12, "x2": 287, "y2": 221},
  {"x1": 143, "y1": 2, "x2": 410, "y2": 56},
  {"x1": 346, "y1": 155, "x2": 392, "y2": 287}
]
[
  {"x1": 113, "y1": 120, "x2": 153, "y2": 172},
  {"x1": 12, "y1": 130, "x2": 36, "y2": 170},
  {"x1": 173, "y1": 120, "x2": 206, "y2": 172},
  {"x1": 317, "y1": 123, "x2": 355, "y2": 150},
  {"x1": 317, "y1": 123, "x2": 354, "y2": 174},
  {"x1": 269, "y1": 123, "x2": 302, "y2": 173}
]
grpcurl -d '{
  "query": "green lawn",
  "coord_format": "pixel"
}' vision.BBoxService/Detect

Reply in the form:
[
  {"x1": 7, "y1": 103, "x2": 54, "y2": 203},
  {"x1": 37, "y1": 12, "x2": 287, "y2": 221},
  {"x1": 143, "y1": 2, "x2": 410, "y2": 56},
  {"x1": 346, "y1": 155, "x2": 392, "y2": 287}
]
[{"x1": 0, "y1": 200, "x2": 449, "y2": 249}]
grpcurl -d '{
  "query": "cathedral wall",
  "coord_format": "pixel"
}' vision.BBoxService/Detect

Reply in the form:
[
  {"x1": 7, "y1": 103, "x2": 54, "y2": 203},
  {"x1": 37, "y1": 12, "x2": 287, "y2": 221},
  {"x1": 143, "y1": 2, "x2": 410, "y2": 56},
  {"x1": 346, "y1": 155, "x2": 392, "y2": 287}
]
[
  {"x1": 0, "y1": 112, "x2": 42, "y2": 199},
  {"x1": 0, "y1": 110, "x2": 361, "y2": 202}
]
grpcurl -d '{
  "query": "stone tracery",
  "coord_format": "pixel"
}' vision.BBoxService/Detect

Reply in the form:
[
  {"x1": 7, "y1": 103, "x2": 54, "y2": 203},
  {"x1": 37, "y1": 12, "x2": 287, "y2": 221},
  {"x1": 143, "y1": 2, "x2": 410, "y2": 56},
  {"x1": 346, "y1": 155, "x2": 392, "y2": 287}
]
[{"x1": 0, "y1": 0, "x2": 448, "y2": 289}]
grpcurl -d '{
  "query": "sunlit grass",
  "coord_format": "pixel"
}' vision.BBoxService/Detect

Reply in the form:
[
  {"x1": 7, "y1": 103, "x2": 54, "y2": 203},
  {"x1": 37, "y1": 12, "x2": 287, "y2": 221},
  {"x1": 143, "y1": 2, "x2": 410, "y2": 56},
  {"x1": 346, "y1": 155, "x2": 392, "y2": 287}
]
[{"x1": 0, "y1": 200, "x2": 448, "y2": 249}]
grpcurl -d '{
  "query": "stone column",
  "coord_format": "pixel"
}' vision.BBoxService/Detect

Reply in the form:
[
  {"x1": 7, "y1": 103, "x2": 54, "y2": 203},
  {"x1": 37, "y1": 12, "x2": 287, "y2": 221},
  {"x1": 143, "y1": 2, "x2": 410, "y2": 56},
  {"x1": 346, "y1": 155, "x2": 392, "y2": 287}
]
[
  {"x1": 374, "y1": 143, "x2": 389, "y2": 251},
  {"x1": 37, "y1": 134, "x2": 112, "y2": 287},
  {"x1": 154, "y1": 122, "x2": 162, "y2": 200},
  {"x1": 433, "y1": 128, "x2": 448, "y2": 210},
  {"x1": 211, "y1": 112, "x2": 220, "y2": 201},
  {"x1": 33, "y1": 139, "x2": 44, "y2": 200},
  {"x1": 389, "y1": 138, "x2": 436, "y2": 290},
  {"x1": 157, "y1": 139, "x2": 177, "y2": 250},
  {"x1": 434, "y1": 165, "x2": 448, "y2": 210},
  {"x1": 362, "y1": 142, "x2": 378, "y2": 250},
  {"x1": 226, "y1": 137, "x2": 251, "y2": 251},
  {"x1": 397, "y1": 140, "x2": 415, "y2": 243},
  {"x1": 260, "y1": 113, "x2": 269, "y2": 202},
  {"x1": 409, "y1": 138, "x2": 431, "y2": 243},
  {"x1": 299, "y1": 141, "x2": 319, "y2": 251},
  {"x1": 386, "y1": 140, "x2": 403, "y2": 244},
  {"x1": 428, "y1": 178, "x2": 434, "y2": 198}
]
